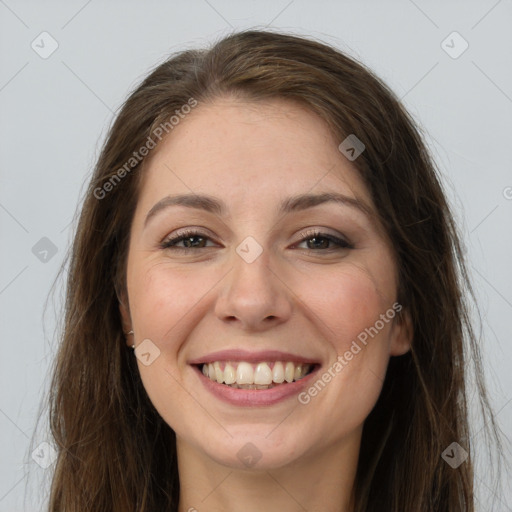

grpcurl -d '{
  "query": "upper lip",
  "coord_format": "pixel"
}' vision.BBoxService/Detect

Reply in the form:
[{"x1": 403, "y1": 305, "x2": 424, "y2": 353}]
[{"x1": 188, "y1": 349, "x2": 321, "y2": 365}]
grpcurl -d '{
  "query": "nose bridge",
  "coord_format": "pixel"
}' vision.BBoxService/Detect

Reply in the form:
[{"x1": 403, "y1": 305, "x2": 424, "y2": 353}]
[{"x1": 214, "y1": 237, "x2": 292, "y2": 329}]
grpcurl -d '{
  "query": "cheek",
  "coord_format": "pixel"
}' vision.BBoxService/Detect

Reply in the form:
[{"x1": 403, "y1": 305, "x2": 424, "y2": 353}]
[
  {"x1": 301, "y1": 264, "x2": 391, "y2": 351},
  {"x1": 126, "y1": 262, "x2": 205, "y2": 422},
  {"x1": 127, "y1": 259, "x2": 205, "y2": 342},
  {"x1": 292, "y1": 268, "x2": 395, "y2": 439},
  {"x1": 299, "y1": 263, "x2": 395, "y2": 404}
]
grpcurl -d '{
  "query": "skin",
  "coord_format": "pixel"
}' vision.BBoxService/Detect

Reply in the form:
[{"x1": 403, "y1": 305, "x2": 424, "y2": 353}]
[{"x1": 120, "y1": 97, "x2": 412, "y2": 512}]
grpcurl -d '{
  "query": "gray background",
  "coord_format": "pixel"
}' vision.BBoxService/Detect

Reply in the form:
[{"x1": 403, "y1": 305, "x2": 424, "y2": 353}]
[{"x1": 0, "y1": 1, "x2": 511, "y2": 510}]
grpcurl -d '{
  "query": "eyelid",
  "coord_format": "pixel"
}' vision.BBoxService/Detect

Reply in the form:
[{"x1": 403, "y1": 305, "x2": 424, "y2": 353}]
[
  {"x1": 160, "y1": 227, "x2": 218, "y2": 248},
  {"x1": 163, "y1": 226, "x2": 215, "y2": 240},
  {"x1": 293, "y1": 228, "x2": 353, "y2": 250},
  {"x1": 160, "y1": 226, "x2": 353, "y2": 252},
  {"x1": 295, "y1": 227, "x2": 350, "y2": 243}
]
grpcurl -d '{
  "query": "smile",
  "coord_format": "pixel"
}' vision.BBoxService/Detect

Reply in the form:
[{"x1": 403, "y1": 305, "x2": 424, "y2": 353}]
[{"x1": 200, "y1": 361, "x2": 314, "y2": 389}]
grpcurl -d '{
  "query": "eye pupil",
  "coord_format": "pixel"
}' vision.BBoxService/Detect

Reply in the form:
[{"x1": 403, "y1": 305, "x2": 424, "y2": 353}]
[
  {"x1": 308, "y1": 236, "x2": 329, "y2": 249},
  {"x1": 184, "y1": 236, "x2": 205, "y2": 248}
]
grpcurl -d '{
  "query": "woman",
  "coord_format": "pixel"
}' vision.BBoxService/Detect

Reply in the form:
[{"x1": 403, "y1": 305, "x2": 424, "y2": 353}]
[{"x1": 45, "y1": 30, "x2": 503, "y2": 511}]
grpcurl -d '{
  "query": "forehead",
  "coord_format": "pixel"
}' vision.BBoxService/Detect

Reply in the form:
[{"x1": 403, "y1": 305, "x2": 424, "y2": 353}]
[{"x1": 138, "y1": 97, "x2": 372, "y2": 212}]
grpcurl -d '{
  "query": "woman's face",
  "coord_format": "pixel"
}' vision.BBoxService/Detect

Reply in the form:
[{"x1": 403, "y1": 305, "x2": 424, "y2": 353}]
[{"x1": 121, "y1": 97, "x2": 411, "y2": 470}]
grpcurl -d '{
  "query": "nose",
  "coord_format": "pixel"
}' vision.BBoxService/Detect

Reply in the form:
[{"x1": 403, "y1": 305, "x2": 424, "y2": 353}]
[{"x1": 214, "y1": 246, "x2": 293, "y2": 332}]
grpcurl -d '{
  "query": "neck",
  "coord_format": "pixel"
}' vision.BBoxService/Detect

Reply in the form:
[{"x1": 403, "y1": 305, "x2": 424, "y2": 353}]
[{"x1": 176, "y1": 429, "x2": 361, "y2": 512}]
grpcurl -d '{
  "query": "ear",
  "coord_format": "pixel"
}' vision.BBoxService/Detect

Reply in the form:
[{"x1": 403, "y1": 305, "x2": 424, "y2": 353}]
[
  {"x1": 118, "y1": 297, "x2": 133, "y2": 348},
  {"x1": 389, "y1": 306, "x2": 413, "y2": 356}
]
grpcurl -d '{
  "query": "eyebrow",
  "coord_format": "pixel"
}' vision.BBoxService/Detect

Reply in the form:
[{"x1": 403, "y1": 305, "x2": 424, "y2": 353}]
[{"x1": 144, "y1": 191, "x2": 373, "y2": 227}]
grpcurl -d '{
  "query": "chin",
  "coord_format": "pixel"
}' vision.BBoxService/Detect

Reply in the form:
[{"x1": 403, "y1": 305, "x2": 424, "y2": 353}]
[{"x1": 200, "y1": 430, "x2": 307, "y2": 471}]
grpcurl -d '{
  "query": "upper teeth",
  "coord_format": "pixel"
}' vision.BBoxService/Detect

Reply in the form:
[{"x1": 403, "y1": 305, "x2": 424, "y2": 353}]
[{"x1": 202, "y1": 361, "x2": 312, "y2": 386}]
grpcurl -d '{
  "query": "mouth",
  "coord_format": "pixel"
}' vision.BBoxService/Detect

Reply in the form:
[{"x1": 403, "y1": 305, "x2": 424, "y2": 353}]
[
  {"x1": 188, "y1": 349, "x2": 322, "y2": 406},
  {"x1": 195, "y1": 360, "x2": 318, "y2": 390}
]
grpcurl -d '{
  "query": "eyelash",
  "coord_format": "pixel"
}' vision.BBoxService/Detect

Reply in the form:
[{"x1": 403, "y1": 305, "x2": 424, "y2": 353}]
[{"x1": 160, "y1": 228, "x2": 353, "y2": 252}]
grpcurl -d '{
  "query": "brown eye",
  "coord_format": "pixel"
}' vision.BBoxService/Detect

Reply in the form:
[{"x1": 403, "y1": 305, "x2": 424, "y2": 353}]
[
  {"x1": 295, "y1": 230, "x2": 353, "y2": 251},
  {"x1": 161, "y1": 230, "x2": 216, "y2": 250}
]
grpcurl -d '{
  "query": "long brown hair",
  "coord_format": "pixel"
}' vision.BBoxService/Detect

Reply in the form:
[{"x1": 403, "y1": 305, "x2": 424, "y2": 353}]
[{"x1": 42, "y1": 29, "x2": 504, "y2": 511}]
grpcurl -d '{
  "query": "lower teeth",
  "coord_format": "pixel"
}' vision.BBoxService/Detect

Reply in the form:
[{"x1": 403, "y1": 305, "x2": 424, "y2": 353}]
[{"x1": 224, "y1": 383, "x2": 281, "y2": 389}]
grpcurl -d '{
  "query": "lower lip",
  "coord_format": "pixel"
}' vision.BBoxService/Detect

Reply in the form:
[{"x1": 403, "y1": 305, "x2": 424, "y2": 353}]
[{"x1": 192, "y1": 365, "x2": 320, "y2": 406}]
